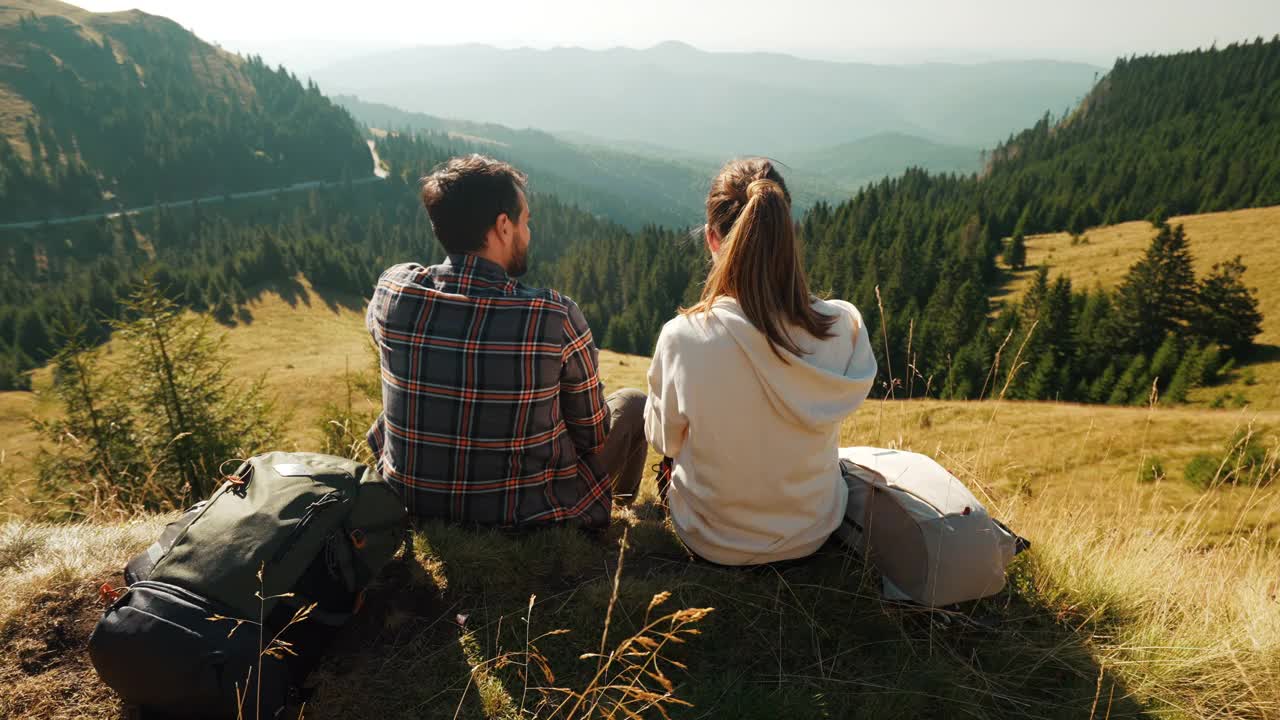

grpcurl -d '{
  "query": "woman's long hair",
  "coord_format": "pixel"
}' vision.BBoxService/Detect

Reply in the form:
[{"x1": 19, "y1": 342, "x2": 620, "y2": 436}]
[{"x1": 682, "y1": 158, "x2": 836, "y2": 360}]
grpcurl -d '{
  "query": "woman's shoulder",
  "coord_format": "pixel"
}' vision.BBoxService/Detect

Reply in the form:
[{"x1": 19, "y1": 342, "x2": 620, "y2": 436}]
[
  {"x1": 659, "y1": 311, "x2": 709, "y2": 340},
  {"x1": 654, "y1": 309, "x2": 728, "y2": 357},
  {"x1": 812, "y1": 297, "x2": 864, "y2": 330}
]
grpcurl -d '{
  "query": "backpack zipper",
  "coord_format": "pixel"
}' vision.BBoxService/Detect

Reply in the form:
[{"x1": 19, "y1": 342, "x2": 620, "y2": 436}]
[{"x1": 271, "y1": 491, "x2": 346, "y2": 563}]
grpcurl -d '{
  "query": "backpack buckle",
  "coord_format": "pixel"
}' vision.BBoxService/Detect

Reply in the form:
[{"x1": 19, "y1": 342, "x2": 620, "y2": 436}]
[
  {"x1": 222, "y1": 460, "x2": 253, "y2": 498},
  {"x1": 98, "y1": 583, "x2": 123, "y2": 604}
]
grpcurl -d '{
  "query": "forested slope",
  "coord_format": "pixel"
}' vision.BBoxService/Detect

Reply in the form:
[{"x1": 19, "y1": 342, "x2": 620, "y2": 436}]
[{"x1": 0, "y1": 0, "x2": 369, "y2": 222}]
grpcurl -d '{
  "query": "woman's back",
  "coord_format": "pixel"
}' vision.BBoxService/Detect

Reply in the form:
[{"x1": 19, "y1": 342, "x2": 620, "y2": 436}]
[
  {"x1": 646, "y1": 295, "x2": 876, "y2": 565},
  {"x1": 644, "y1": 157, "x2": 877, "y2": 565}
]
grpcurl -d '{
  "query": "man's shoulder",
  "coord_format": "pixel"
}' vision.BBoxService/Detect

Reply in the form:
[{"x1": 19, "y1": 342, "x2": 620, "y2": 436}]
[
  {"x1": 377, "y1": 262, "x2": 432, "y2": 287},
  {"x1": 512, "y1": 282, "x2": 579, "y2": 316}
]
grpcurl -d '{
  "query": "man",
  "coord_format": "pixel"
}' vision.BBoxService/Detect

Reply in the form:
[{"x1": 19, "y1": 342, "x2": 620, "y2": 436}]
[{"x1": 366, "y1": 154, "x2": 646, "y2": 528}]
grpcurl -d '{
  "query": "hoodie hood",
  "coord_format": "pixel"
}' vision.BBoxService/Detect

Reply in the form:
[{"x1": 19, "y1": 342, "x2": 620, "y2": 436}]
[{"x1": 707, "y1": 297, "x2": 878, "y2": 432}]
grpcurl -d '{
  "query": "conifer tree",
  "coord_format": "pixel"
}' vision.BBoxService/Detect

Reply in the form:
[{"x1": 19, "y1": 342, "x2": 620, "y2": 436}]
[
  {"x1": 34, "y1": 328, "x2": 146, "y2": 514},
  {"x1": 1191, "y1": 257, "x2": 1262, "y2": 354},
  {"x1": 1108, "y1": 354, "x2": 1149, "y2": 405},
  {"x1": 1111, "y1": 223, "x2": 1198, "y2": 354},
  {"x1": 112, "y1": 280, "x2": 279, "y2": 501},
  {"x1": 1003, "y1": 233, "x2": 1028, "y2": 269}
]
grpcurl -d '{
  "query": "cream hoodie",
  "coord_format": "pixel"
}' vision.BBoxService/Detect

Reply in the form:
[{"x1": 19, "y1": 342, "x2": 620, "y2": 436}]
[{"x1": 645, "y1": 296, "x2": 878, "y2": 565}]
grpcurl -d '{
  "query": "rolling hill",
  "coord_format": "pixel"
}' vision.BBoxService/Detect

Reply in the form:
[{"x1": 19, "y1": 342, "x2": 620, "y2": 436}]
[
  {"x1": 0, "y1": 0, "x2": 369, "y2": 222},
  {"x1": 310, "y1": 41, "x2": 1100, "y2": 157},
  {"x1": 3, "y1": 285, "x2": 1276, "y2": 537},
  {"x1": 789, "y1": 131, "x2": 981, "y2": 189}
]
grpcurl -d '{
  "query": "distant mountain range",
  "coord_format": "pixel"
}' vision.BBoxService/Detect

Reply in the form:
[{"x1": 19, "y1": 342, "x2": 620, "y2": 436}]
[
  {"x1": 311, "y1": 41, "x2": 1102, "y2": 158},
  {"x1": 336, "y1": 95, "x2": 981, "y2": 228}
]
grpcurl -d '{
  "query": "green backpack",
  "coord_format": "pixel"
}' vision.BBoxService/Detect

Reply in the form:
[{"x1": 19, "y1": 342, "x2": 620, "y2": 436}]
[{"x1": 89, "y1": 451, "x2": 408, "y2": 719}]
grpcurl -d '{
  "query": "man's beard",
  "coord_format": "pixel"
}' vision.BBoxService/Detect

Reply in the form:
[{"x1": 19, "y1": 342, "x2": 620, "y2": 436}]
[{"x1": 507, "y1": 242, "x2": 529, "y2": 277}]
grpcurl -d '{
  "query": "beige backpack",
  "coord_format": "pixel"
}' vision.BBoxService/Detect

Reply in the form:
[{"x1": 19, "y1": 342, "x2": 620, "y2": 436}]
[{"x1": 835, "y1": 447, "x2": 1028, "y2": 607}]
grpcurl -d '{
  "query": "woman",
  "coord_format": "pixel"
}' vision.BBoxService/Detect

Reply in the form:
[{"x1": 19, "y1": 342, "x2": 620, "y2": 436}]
[{"x1": 644, "y1": 158, "x2": 877, "y2": 565}]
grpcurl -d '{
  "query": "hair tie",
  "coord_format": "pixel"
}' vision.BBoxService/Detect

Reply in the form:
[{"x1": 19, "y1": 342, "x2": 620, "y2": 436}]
[{"x1": 746, "y1": 178, "x2": 779, "y2": 200}]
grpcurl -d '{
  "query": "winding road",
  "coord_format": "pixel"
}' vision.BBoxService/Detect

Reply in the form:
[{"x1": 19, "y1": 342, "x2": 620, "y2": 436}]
[{"x1": 0, "y1": 140, "x2": 389, "y2": 231}]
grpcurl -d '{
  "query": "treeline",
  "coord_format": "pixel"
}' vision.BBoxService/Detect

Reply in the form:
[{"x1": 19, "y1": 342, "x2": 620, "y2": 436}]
[{"x1": 0, "y1": 9, "x2": 370, "y2": 221}]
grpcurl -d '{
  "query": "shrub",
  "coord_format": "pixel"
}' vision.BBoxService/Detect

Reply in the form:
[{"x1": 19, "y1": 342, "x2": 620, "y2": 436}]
[
  {"x1": 1184, "y1": 453, "x2": 1221, "y2": 489},
  {"x1": 1138, "y1": 456, "x2": 1165, "y2": 483},
  {"x1": 1184, "y1": 429, "x2": 1277, "y2": 490}
]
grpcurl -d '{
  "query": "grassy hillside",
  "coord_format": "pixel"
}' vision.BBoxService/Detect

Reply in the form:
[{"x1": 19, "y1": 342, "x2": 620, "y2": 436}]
[
  {"x1": 996, "y1": 204, "x2": 1280, "y2": 408},
  {"x1": 1, "y1": 289, "x2": 1278, "y2": 717},
  {"x1": 0, "y1": 0, "x2": 369, "y2": 221},
  {"x1": 0, "y1": 282, "x2": 656, "y2": 509}
]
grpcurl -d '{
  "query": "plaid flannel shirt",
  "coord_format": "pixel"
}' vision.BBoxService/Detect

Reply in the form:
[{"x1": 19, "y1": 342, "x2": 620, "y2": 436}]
[{"x1": 366, "y1": 254, "x2": 613, "y2": 528}]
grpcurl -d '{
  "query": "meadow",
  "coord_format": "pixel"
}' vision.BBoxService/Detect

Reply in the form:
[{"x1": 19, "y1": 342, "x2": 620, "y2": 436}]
[{"x1": 1, "y1": 279, "x2": 1278, "y2": 718}]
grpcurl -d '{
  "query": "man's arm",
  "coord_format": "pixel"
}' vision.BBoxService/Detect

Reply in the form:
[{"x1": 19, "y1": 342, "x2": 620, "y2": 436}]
[
  {"x1": 560, "y1": 300, "x2": 610, "y2": 457},
  {"x1": 365, "y1": 274, "x2": 387, "y2": 469}
]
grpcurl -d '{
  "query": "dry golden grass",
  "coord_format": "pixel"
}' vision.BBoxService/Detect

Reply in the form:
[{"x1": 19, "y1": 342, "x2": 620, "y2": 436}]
[
  {"x1": 995, "y1": 204, "x2": 1280, "y2": 409},
  {"x1": 846, "y1": 398, "x2": 1280, "y2": 542},
  {"x1": 0, "y1": 390, "x2": 52, "y2": 512},
  {"x1": 849, "y1": 394, "x2": 1280, "y2": 717},
  {"x1": 215, "y1": 286, "x2": 373, "y2": 451},
  {"x1": 1012, "y1": 494, "x2": 1280, "y2": 718},
  {"x1": 0, "y1": 283, "x2": 663, "y2": 515},
  {"x1": 0, "y1": 517, "x2": 163, "y2": 719}
]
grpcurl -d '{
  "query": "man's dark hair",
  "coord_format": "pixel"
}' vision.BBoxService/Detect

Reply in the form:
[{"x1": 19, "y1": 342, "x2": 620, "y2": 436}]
[{"x1": 420, "y1": 154, "x2": 528, "y2": 254}]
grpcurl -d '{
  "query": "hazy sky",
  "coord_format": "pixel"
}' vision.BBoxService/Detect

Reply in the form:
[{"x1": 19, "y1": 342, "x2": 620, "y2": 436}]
[{"x1": 77, "y1": 0, "x2": 1280, "y2": 70}]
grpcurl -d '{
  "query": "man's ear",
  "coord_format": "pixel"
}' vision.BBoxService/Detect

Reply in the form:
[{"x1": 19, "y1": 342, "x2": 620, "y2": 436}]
[{"x1": 491, "y1": 212, "x2": 514, "y2": 248}]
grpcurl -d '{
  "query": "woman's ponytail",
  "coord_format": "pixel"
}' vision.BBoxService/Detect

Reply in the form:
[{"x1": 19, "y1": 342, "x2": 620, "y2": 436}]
[{"x1": 684, "y1": 159, "x2": 836, "y2": 360}]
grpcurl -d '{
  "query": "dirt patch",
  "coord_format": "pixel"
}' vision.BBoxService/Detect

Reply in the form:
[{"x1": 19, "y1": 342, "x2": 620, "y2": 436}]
[{"x1": 0, "y1": 576, "x2": 123, "y2": 719}]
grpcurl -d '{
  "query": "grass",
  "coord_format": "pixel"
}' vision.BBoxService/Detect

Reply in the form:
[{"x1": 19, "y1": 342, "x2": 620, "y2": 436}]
[
  {"x1": 1, "y1": 285, "x2": 1279, "y2": 718},
  {"x1": 0, "y1": 517, "x2": 165, "y2": 718},
  {"x1": 994, "y1": 204, "x2": 1280, "y2": 409},
  {"x1": 1, "y1": 412, "x2": 1276, "y2": 718}
]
